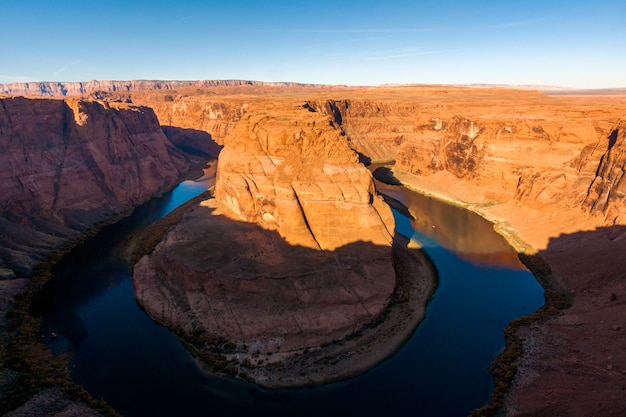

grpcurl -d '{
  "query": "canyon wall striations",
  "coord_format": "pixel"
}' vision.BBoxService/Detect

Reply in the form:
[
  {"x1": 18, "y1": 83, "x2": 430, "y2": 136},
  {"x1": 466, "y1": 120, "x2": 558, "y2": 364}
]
[{"x1": 0, "y1": 97, "x2": 195, "y2": 278}]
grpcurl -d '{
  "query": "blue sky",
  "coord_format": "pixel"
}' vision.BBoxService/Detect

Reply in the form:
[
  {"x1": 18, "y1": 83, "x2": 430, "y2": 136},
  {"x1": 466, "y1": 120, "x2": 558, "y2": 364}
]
[{"x1": 1, "y1": 0, "x2": 625, "y2": 88}]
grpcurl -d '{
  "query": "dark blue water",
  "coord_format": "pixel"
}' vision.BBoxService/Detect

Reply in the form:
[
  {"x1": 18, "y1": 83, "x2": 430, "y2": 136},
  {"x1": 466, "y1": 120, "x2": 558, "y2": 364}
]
[{"x1": 34, "y1": 178, "x2": 544, "y2": 417}]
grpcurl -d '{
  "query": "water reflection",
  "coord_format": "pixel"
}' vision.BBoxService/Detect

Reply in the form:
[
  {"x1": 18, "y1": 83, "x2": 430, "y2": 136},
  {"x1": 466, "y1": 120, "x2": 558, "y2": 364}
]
[{"x1": 376, "y1": 180, "x2": 525, "y2": 269}]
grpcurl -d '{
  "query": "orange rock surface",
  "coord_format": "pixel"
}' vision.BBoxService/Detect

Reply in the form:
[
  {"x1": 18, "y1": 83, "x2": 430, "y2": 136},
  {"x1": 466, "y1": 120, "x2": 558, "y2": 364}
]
[
  {"x1": 215, "y1": 103, "x2": 394, "y2": 249},
  {"x1": 132, "y1": 101, "x2": 403, "y2": 384}
]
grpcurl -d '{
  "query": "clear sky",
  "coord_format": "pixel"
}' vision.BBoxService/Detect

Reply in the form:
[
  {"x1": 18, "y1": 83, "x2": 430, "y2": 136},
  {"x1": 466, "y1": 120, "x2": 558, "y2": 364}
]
[{"x1": 1, "y1": 0, "x2": 625, "y2": 88}]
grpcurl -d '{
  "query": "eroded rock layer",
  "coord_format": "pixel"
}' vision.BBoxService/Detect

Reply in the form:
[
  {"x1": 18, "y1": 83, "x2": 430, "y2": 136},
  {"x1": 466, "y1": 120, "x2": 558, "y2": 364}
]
[
  {"x1": 0, "y1": 97, "x2": 193, "y2": 277},
  {"x1": 133, "y1": 103, "x2": 397, "y2": 362}
]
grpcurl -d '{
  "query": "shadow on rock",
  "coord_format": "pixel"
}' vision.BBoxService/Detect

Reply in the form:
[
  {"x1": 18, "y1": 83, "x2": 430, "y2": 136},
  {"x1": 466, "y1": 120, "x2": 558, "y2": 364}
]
[
  {"x1": 494, "y1": 224, "x2": 626, "y2": 417},
  {"x1": 162, "y1": 126, "x2": 223, "y2": 159},
  {"x1": 131, "y1": 196, "x2": 437, "y2": 387}
]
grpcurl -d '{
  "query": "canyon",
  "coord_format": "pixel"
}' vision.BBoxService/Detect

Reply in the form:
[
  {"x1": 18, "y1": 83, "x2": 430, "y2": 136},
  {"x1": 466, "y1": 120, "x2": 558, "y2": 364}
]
[{"x1": 1, "y1": 81, "x2": 626, "y2": 416}]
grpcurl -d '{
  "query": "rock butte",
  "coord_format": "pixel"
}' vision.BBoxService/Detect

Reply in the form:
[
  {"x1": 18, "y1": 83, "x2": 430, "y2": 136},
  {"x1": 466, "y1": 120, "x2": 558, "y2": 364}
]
[
  {"x1": 0, "y1": 81, "x2": 625, "y2": 416},
  {"x1": 132, "y1": 101, "x2": 434, "y2": 387}
]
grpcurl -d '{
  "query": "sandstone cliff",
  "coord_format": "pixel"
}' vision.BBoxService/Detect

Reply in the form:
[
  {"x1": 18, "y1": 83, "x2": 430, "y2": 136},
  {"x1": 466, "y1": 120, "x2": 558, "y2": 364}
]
[
  {"x1": 215, "y1": 105, "x2": 394, "y2": 249},
  {"x1": 583, "y1": 124, "x2": 626, "y2": 222},
  {"x1": 147, "y1": 98, "x2": 246, "y2": 146},
  {"x1": 302, "y1": 91, "x2": 621, "y2": 224},
  {"x1": 0, "y1": 97, "x2": 194, "y2": 278}
]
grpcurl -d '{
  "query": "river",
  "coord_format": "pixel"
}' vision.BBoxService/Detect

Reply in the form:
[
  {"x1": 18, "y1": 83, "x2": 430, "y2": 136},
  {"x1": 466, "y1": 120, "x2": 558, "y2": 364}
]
[{"x1": 32, "y1": 168, "x2": 544, "y2": 417}]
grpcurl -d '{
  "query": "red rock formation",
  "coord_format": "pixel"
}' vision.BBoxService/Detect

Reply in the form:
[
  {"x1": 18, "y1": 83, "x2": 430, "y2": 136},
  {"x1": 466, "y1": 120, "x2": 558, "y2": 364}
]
[
  {"x1": 133, "y1": 102, "x2": 400, "y2": 382},
  {"x1": 303, "y1": 91, "x2": 620, "y2": 222},
  {"x1": 215, "y1": 105, "x2": 394, "y2": 249},
  {"x1": 0, "y1": 97, "x2": 193, "y2": 277},
  {"x1": 583, "y1": 125, "x2": 626, "y2": 222}
]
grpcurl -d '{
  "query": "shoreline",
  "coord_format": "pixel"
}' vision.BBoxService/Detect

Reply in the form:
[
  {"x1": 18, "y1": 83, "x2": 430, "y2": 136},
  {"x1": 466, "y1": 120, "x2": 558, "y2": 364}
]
[
  {"x1": 0, "y1": 161, "x2": 208, "y2": 416},
  {"x1": 129, "y1": 197, "x2": 439, "y2": 388},
  {"x1": 379, "y1": 168, "x2": 573, "y2": 417}
]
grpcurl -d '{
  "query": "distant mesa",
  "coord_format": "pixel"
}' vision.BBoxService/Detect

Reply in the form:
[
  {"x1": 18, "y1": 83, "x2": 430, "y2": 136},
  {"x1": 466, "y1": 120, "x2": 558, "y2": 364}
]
[{"x1": 0, "y1": 79, "x2": 329, "y2": 98}]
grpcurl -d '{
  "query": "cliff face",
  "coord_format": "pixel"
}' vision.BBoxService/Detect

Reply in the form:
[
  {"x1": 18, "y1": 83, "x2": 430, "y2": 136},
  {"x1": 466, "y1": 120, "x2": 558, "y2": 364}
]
[
  {"x1": 304, "y1": 92, "x2": 619, "y2": 224},
  {"x1": 583, "y1": 125, "x2": 626, "y2": 222},
  {"x1": 0, "y1": 97, "x2": 193, "y2": 277},
  {"x1": 215, "y1": 104, "x2": 394, "y2": 250},
  {"x1": 146, "y1": 98, "x2": 247, "y2": 146}
]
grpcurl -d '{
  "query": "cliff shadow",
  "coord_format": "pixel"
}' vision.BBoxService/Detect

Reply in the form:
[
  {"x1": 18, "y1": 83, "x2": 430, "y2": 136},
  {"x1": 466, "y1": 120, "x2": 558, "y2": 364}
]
[
  {"x1": 130, "y1": 196, "x2": 437, "y2": 387},
  {"x1": 356, "y1": 151, "x2": 372, "y2": 166},
  {"x1": 477, "y1": 224, "x2": 626, "y2": 417},
  {"x1": 372, "y1": 166, "x2": 402, "y2": 185},
  {"x1": 528, "y1": 224, "x2": 626, "y2": 300},
  {"x1": 162, "y1": 126, "x2": 223, "y2": 159}
]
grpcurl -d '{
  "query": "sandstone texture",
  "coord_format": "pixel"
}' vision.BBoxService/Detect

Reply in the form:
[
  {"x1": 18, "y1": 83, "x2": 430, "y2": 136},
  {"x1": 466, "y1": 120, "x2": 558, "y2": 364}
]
[
  {"x1": 132, "y1": 102, "x2": 420, "y2": 386},
  {"x1": 0, "y1": 97, "x2": 194, "y2": 278},
  {"x1": 214, "y1": 104, "x2": 394, "y2": 249}
]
